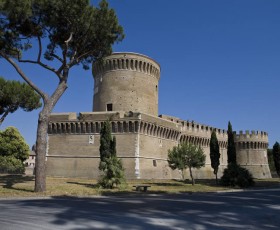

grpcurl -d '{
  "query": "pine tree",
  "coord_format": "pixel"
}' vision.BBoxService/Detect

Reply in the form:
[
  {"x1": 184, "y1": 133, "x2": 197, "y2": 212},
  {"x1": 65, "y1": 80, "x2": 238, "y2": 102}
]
[
  {"x1": 227, "y1": 121, "x2": 236, "y2": 165},
  {"x1": 272, "y1": 142, "x2": 280, "y2": 177},
  {"x1": 0, "y1": 77, "x2": 41, "y2": 125},
  {"x1": 168, "y1": 142, "x2": 206, "y2": 185},
  {"x1": 210, "y1": 130, "x2": 220, "y2": 184},
  {"x1": 0, "y1": 0, "x2": 124, "y2": 192},
  {"x1": 99, "y1": 120, "x2": 125, "y2": 188}
]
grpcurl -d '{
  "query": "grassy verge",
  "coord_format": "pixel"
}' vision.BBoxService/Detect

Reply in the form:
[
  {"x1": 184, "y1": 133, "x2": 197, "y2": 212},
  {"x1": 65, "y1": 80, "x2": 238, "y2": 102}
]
[{"x1": 0, "y1": 174, "x2": 279, "y2": 198}]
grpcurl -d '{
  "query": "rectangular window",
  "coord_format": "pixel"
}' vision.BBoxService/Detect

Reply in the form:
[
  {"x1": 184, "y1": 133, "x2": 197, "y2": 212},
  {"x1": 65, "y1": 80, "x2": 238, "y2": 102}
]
[
  {"x1": 107, "y1": 103, "x2": 113, "y2": 111},
  {"x1": 153, "y1": 160, "x2": 157, "y2": 167}
]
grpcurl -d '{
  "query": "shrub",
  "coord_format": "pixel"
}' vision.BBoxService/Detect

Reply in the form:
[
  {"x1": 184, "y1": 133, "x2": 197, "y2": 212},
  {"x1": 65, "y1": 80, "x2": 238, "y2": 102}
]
[
  {"x1": 0, "y1": 156, "x2": 25, "y2": 174},
  {"x1": 98, "y1": 155, "x2": 126, "y2": 189},
  {"x1": 220, "y1": 164, "x2": 254, "y2": 188}
]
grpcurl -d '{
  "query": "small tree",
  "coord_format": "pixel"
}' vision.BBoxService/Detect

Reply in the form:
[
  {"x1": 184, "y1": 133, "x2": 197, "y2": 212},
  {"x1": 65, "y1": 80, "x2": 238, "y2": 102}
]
[
  {"x1": 0, "y1": 77, "x2": 41, "y2": 125},
  {"x1": 99, "y1": 120, "x2": 125, "y2": 188},
  {"x1": 0, "y1": 126, "x2": 29, "y2": 162},
  {"x1": 272, "y1": 142, "x2": 280, "y2": 177},
  {"x1": 168, "y1": 142, "x2": 206, "y2": 185},
  {"x1": 0, "y1": 127, "x2": 29, "y2": 174},
  {"x1": 227, "y1": 121, "x2": 236, "y2": 165},
  {"x1": 210, "y1": 130, "x2": 220, "y2": 184}
]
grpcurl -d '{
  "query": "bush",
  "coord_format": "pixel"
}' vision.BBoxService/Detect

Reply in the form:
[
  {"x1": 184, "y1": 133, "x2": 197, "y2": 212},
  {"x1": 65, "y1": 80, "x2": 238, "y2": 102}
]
[
  {"x1": 220, "y1": 164, "x2": 254, "y2": 188},
  {"x1": 98, "y1": 155, "x2": 126, "y2": 189},
  {"x1": 0, "y1": 156, "x2": 25, "y2": 174}
]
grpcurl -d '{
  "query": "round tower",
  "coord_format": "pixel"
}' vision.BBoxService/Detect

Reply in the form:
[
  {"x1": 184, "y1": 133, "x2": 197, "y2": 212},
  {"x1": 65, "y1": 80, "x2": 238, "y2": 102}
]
[
  {"x1": 92, "y1": 52, "x2": 160, "y2": 116},
  {"x1": 234, "y1": 130, "x2": 271, "y2": 178}
]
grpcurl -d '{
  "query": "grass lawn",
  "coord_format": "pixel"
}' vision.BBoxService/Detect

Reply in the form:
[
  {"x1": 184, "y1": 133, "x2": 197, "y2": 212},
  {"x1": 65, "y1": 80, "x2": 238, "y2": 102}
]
[{"x1": 0, "y1": 174, "x2": 279, "y2": 198}]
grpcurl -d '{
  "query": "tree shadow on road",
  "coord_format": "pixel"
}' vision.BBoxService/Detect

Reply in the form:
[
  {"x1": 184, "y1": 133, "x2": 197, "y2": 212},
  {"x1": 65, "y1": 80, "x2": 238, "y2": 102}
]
[{"x1": 12, "y1": 188, "x2": 280, "y2": 230}]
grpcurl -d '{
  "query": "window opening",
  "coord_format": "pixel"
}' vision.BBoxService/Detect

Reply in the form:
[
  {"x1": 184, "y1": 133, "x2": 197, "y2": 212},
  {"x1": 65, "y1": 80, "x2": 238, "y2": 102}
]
[{"x1": 107, "y1": 103, "x2": 113, "y2": 111}]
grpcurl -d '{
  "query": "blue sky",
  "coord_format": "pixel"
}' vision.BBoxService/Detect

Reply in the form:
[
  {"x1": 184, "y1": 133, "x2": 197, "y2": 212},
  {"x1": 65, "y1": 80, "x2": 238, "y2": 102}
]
[{"x1": 1, "y1": 0, "x2": 280, "y2": 148}]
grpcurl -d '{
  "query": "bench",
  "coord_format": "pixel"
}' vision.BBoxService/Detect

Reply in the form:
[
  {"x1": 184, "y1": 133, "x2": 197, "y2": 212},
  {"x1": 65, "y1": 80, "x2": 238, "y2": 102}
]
[{"x1": 133, "y1": 185, "x2": 151, "y2": 192}]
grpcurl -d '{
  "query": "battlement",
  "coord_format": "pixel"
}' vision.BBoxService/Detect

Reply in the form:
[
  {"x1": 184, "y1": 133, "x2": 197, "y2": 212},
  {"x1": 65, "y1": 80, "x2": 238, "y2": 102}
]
[
  {"x1": 92, "y1": 52, "x2": 161, "y2": 80},
  {"x1": 160, "y1": 114, "x2": 227, "y2": 139},
  {"x1": 234, "y1": 130, "x2": 268, "y2": 142}
]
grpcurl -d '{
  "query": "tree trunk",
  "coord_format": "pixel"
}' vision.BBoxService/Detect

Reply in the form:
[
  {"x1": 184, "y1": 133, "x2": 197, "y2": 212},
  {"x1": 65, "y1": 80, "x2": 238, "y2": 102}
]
[
  {"x1": 181, "y1": 170, "x2": 185, "y2": 181},
  {"x1": 0, "y1": 110, "x2": 9, "y2": 126},
  {"x1": 215, "y1": 172, "x2": 218, "y2": 185},
  {"x1": 189, "y1": 167, "x2": 195, "y2": 185},
  {"x1": 34, "y1": 105, "x2": 51, "y2": 192},
  {"x1": 34, "y1": 80, "x2": 67, "y2": 192}
]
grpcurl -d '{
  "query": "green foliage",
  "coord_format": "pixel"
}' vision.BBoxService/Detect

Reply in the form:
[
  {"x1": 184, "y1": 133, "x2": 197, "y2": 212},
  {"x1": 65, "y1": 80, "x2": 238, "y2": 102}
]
[
  {"x1": 0, "y1": 156, "x2": 25, "y2": 174},
  {"x1": 168, "y1": 142, "x2": 206, "y2": 185},
  {"x1": 98, "y1": 155, "x2": 125, "y2": 189},
  {"x1": 227, "y1": 121, "x2": 236, "y2": 165},
  {"x1": 0, "y1": 126, "x2": 29, "y2": 162},
  {"x1": 272, "y1": 142, "x2": 280, "y2": 177},
  {"x1": 210, "y1": 130, "x2": 220, "y2": 182},
  {"x1": 98, "y1": 120, "x2": 125, "y2": 188},
  {"x1": 267, "y1": 148, "x2": 276, "y2": 174},
  {"x1": 220, "y1": 164, "x2": 254, "y2": 188},
  {"x1": 0, "y1": 0, "x2": 124, "y2": 69},
  {"x1": 0, "y1": 77, "x2": 41, "y2": 124},
  {"x1": 1, "y1": 0, "x2": 124, "y2": 192},
  {"x1": 99, "y1": 120, "x2": 114, "y2": 163}
]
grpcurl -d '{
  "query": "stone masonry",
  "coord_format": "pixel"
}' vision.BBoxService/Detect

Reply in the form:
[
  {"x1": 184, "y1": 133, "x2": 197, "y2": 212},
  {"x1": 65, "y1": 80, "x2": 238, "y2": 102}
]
[{"x1": 46, "y1": 52, "x2": 271, "y2": 179}]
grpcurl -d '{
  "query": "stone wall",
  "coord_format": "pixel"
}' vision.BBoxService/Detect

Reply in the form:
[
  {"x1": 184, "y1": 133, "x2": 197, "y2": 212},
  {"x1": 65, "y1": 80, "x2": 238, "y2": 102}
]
[
  {"x1": 46, "y1": 51, "x2": 271, "y2": 180},
  {"x1": 92, "y1": 53, "x2": 160, "y2": 116}
]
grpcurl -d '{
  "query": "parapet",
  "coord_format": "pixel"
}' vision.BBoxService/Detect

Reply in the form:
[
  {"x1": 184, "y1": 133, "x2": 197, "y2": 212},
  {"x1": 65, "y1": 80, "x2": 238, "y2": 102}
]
[
  {"x1": 234, "y1": 130, "x2": 268, "y2": 143},
  {"x1": 92, "y1": 52, "x2": 161, "y2": 80},
  {"x1": 49, "y1": 113, "x2": 78, "y2": 122}
]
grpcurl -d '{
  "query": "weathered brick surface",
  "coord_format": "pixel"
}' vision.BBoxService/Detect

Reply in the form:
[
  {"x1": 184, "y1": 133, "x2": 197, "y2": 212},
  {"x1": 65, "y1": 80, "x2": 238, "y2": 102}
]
[{"x1": 46, "y1": 52, "x2": 271, "y2": 179}]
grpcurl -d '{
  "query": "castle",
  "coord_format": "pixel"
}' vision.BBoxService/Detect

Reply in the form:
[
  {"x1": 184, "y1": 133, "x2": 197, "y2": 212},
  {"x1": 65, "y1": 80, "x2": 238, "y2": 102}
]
[{"x1": 46, "y1": 52, "x2": 271, "y2": 179}]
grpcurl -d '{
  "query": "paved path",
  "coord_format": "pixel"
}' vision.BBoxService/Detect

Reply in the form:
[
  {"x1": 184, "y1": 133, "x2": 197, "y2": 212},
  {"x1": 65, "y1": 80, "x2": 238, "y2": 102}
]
[{"x1": 1, "y1": 188, "x2": 280, "y2": 230}]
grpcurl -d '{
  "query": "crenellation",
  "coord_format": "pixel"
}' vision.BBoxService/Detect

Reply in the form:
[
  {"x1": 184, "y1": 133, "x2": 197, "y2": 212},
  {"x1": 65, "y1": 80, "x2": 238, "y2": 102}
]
[
  {"x1": 234, "y1": 130, "x2": 268, "y2": 143},
  {"x1": 92, "y1": 54, "x2": 161, "y2": 80},
  {"x1": 47, "y1": 51, "x2": 271, "y2": 180}
]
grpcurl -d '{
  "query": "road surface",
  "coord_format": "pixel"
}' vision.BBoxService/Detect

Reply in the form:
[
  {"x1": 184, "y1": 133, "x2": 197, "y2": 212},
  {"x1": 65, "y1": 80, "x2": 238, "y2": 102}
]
[{"x1": 0, "y1": 188, "x2": 280, "y2": 229}]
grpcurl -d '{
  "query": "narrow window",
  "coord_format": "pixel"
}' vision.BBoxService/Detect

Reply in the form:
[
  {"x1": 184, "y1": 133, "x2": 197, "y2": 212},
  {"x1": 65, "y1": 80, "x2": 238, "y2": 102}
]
[
  {"x1": 107, "y1": 103, "x2": 113, "y2": 111},
  {"x1": 153, "y1": 160, "x2": 157, "y2": 167}
]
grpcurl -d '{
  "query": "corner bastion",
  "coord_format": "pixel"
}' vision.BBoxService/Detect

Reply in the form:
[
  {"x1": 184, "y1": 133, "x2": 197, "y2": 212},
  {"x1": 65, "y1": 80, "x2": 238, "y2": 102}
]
[{"x1": 46, "y1": 52, "x2": 271, "y2": 180}]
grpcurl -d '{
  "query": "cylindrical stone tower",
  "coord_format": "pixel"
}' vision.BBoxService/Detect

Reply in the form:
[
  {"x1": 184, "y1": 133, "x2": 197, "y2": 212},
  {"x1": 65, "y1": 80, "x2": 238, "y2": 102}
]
[
  {"x1": 234, "y1": 130, "x2": 271, "y2": 178},
  {"x1": 92, "y1": 52, "x2": 160, "y2": 116}
]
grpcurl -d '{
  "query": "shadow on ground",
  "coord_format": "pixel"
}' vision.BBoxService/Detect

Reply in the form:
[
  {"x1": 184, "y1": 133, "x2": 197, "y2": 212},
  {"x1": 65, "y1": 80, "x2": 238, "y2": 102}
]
[
  {"x1": 0, "y1": 174, "x2": 34, "y2": 192},
  {"x1": 2, "y1": 188, "x2": 279, "y2": 230}
]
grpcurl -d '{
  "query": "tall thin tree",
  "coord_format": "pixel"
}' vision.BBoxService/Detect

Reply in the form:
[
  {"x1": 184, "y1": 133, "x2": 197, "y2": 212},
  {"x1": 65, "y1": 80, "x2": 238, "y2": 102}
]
[
  {"x1": 210, "y1": 130, "x2": 220, "y2": 184},
  {"x1": 227, "y1": 121, "x2": 236, "y2": 165},
  {"x1": 99, "y1": 120, "x2": 125, "y2": 188},
  {"x1": 272, "y1": 142, "x2": 280, "y2": 177}
]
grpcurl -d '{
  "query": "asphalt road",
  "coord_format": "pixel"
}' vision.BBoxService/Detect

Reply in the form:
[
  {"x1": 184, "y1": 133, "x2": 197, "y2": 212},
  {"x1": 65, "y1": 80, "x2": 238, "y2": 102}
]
[{"x1": 0, "y1": 188, "x2": 280, "y2": 230}]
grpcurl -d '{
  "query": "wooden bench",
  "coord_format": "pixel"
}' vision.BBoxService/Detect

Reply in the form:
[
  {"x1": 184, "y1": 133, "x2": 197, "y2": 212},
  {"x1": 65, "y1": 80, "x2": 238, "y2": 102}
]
[{"x1": 133, "y1": 185, "x2": 151, "y2": 192}]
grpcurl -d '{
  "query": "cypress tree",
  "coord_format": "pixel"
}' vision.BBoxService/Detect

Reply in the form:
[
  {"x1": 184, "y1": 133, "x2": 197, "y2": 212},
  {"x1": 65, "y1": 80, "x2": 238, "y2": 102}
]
[
  {"x1": 272, "y1": 142, "x2": 280, "y2": 177},
  {"x1": 210, "y1": 130, "x2": 220, "y2": 184},
  {"x1": 99, "y1": 120, "x2": 125, "y2": 188},
  {"x1": 227, "y1": 121, "x2": 236, "y2": 165},
  {"x1": 99, "y1": 120, "x2": 112, "y2": 163}
]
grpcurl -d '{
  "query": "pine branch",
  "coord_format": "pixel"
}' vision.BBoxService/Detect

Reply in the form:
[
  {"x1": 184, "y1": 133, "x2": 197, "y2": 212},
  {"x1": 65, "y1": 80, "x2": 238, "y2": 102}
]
[{"x1": 0, "y1": 51, "x2": 48, "y2": 102}]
